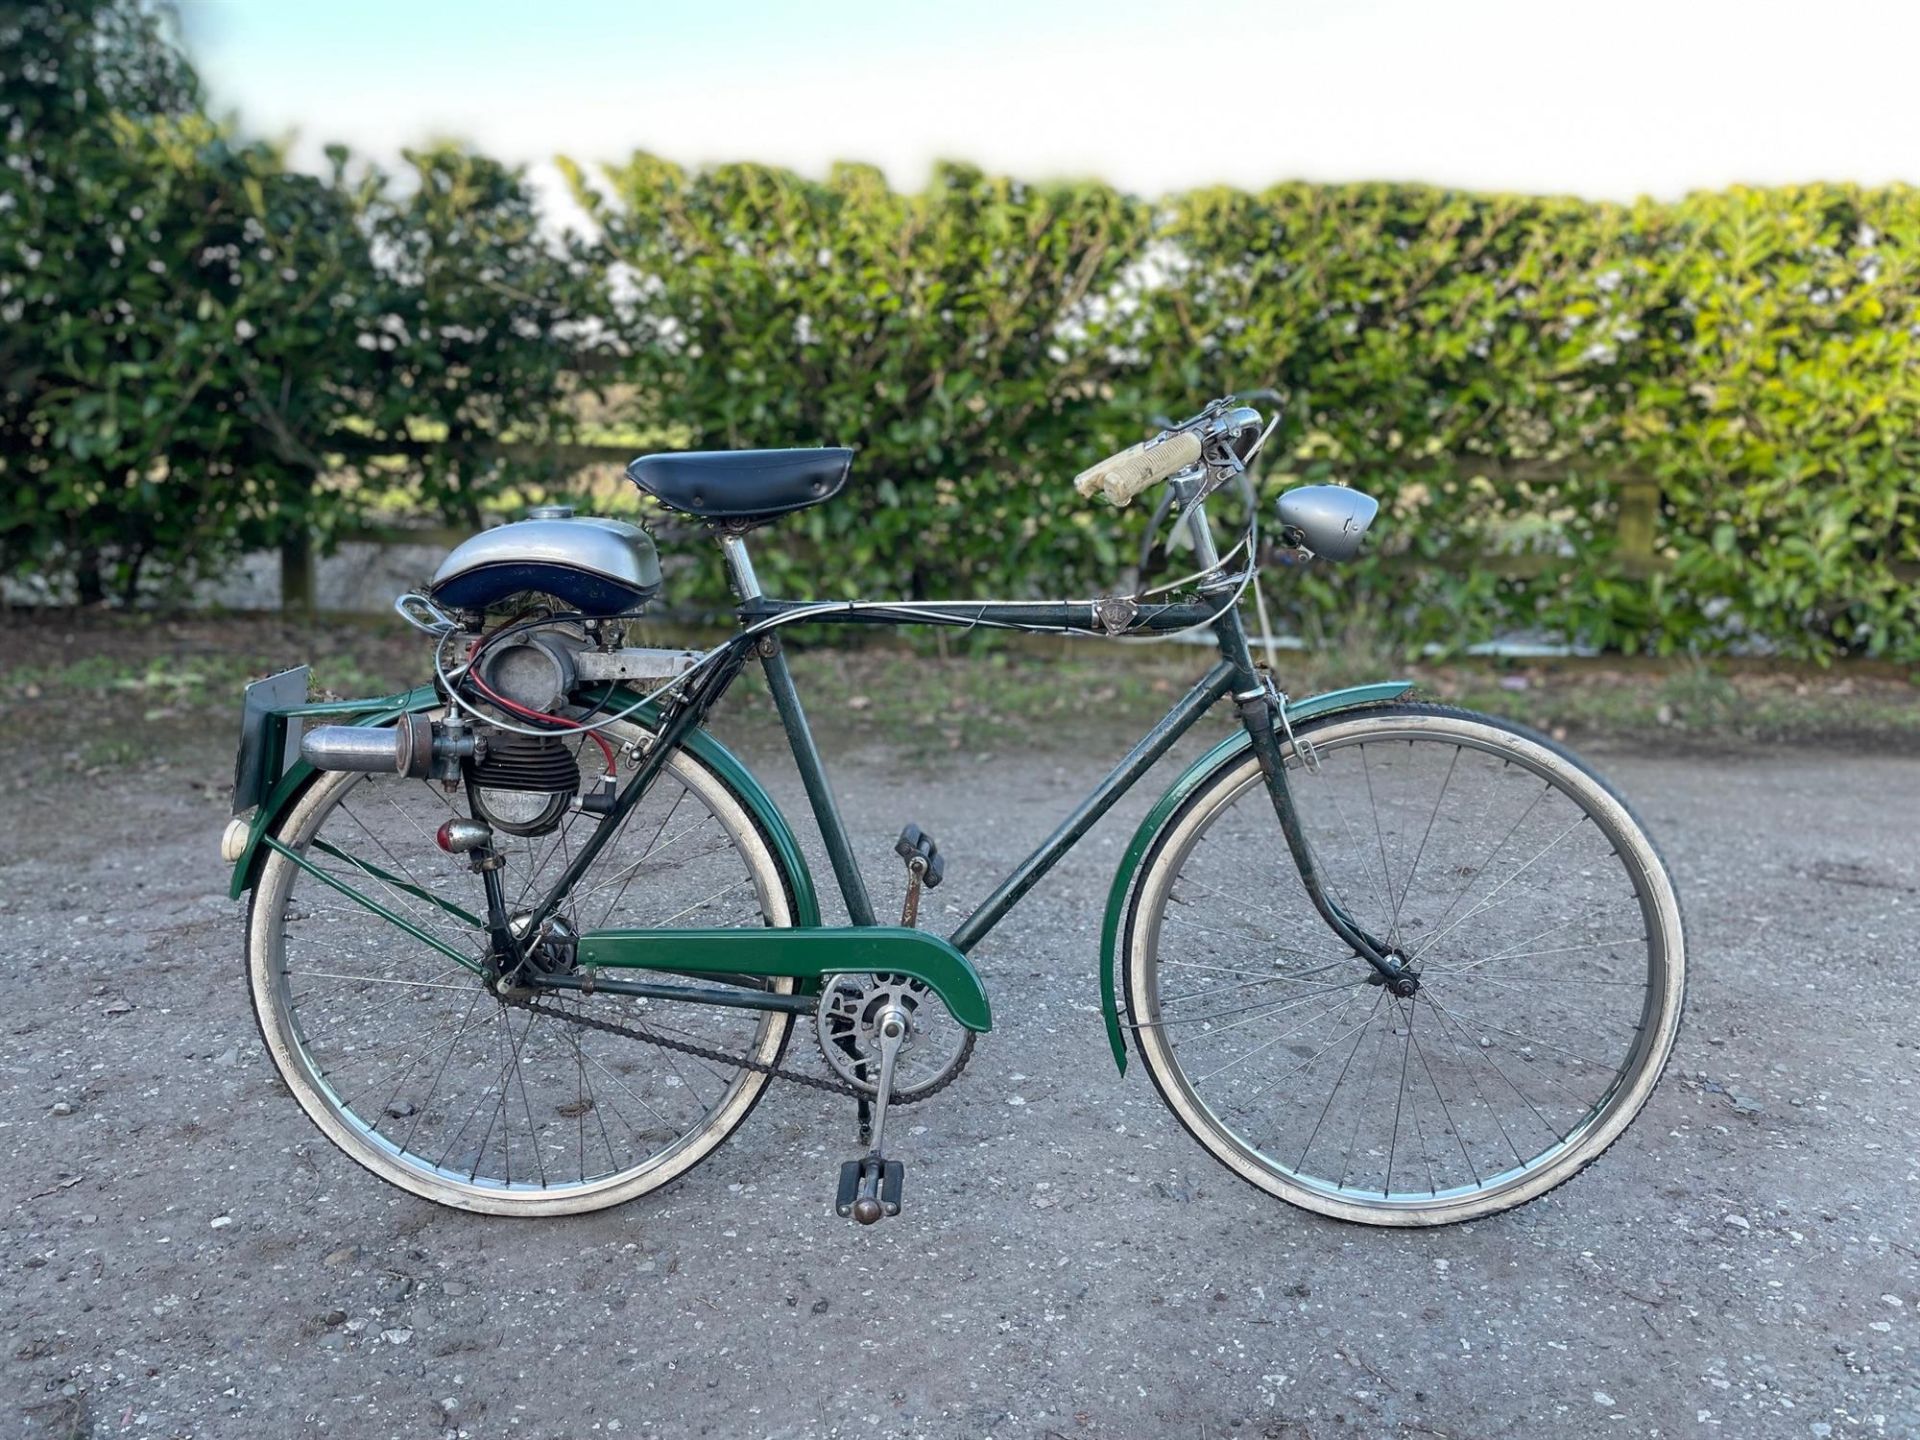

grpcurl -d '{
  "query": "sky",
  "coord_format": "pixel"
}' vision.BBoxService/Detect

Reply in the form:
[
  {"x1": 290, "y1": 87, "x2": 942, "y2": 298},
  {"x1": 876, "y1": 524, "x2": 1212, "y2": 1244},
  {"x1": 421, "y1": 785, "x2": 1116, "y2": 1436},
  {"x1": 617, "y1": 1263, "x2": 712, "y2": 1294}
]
[{"x1": 179, "y1": 0, "x2": 1918, "y2": 221}]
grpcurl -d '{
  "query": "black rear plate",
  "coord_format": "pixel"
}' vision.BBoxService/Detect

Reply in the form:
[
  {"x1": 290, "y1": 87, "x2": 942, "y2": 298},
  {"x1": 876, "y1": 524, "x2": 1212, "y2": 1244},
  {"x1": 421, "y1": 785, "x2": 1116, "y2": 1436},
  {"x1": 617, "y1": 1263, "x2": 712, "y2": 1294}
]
[{"x1": 232, "y1": 666, "x2": 310, "y2": 815}]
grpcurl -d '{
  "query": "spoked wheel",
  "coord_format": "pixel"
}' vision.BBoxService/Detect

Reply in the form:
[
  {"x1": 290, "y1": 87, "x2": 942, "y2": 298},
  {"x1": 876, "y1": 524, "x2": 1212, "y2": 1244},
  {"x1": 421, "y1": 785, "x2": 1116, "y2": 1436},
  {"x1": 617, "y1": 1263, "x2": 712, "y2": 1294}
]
[
  {"x1": 1123, "y1": 703, "x2": 1685, "y2": 1226},
  {"x1": 246, "y1": 715, "x2": 800, "y2": 1216}
]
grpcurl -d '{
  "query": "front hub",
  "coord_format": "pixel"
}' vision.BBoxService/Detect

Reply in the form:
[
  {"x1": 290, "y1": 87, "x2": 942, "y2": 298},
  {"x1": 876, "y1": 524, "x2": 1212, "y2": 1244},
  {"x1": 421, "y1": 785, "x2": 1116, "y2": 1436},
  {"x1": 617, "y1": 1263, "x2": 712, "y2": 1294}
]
[{"x1": 1363, "y1": 947, "x2": 1421, "y2": 997}]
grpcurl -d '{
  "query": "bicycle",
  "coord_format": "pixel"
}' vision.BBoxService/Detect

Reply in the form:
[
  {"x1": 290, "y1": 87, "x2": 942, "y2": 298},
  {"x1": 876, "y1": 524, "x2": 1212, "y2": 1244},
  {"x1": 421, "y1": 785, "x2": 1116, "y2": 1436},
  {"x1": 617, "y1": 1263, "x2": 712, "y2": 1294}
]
[{"x1": 221, "y1": 397, "x2": 1686, "y2": 1227}]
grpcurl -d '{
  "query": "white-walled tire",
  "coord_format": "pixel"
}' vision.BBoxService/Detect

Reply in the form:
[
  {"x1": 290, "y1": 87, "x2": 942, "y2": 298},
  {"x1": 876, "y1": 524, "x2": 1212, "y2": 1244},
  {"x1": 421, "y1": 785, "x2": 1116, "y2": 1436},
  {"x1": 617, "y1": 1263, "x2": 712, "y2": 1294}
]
[
  {"x1": 1123, "y1": 704, "x2": 1685, "y2": 1226},
  {"x1": 246, "y1": 719, "x2": 799, "y2": 1216}
]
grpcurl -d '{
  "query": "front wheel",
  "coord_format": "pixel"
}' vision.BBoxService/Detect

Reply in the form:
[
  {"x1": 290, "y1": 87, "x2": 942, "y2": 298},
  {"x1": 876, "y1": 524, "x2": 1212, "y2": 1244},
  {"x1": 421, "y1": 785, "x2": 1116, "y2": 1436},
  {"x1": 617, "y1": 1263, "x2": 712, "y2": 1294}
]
[{"x1": 1123, "y1": 703, "x2": 1685, "y2": 1226}]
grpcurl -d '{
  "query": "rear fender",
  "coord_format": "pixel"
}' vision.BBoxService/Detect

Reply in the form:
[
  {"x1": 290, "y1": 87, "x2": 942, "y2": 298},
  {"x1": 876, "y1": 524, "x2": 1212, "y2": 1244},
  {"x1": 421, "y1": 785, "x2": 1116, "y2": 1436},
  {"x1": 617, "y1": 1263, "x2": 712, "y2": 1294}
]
[{"x1": 227, "y1": 688, "x2": 822, "y2": 926}]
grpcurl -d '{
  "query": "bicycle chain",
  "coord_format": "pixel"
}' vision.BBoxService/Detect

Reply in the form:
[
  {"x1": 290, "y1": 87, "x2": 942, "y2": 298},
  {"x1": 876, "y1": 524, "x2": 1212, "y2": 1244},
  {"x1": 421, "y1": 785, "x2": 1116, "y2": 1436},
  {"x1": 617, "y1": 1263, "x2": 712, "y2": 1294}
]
[
  {"x1": 509, "y1": 995, "x2": 863, "y2": 1096},
  {"x1": 507, "y1": 992, "x2": 974, "y2": 1105}
]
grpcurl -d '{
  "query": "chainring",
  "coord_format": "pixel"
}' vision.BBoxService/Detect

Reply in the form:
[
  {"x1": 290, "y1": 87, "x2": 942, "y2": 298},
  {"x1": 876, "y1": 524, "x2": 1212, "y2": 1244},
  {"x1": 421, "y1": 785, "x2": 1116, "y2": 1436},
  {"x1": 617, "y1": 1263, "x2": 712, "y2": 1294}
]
[{"x1": 814, "y1": 973, "x2": 974, "y2": 1103}]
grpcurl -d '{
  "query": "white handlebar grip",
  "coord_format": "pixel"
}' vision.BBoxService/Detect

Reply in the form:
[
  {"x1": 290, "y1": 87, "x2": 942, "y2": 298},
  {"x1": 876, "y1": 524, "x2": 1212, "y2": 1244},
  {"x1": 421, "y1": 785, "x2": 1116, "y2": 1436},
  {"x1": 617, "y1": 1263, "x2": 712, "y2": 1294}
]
[
  {"x1": 1072, "y1": 431, "x2": 1204, "y2": 506},
  {"x1": 1072, "y1": 443, "x2": 1141, "y2": 499}
]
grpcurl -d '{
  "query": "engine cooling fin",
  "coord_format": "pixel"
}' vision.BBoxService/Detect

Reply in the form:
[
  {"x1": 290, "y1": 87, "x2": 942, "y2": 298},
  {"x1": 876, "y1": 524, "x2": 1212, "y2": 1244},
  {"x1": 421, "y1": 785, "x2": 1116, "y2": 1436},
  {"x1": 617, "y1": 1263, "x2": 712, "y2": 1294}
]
[
  {"x1": 466, "y1": 732, "x2": 580, "y2": 837},
  {"x1": 470, "y1": 733, "x2": 580, "y2": 794}
]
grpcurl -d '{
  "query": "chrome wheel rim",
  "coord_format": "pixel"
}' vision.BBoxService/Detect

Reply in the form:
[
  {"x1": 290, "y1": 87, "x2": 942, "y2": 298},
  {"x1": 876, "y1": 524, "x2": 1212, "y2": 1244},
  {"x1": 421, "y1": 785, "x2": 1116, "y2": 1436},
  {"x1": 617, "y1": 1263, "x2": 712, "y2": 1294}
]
[
  {"x1": 1130, "y1": 712, "x2": 1682, "y2": 1221},
  {"x1": 249, "y1": 720, "x2": 794, "y2": 1212}
]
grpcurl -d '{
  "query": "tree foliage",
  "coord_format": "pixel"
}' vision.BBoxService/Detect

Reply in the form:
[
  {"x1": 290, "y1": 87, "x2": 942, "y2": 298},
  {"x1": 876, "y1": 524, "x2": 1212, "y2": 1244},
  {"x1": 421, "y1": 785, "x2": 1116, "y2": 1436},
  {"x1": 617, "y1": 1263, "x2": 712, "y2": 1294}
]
[
  {"x1": 563, "y1": 154, "x2": 1154, "y2": 599},
  {"x1": 0, "y1": 0, "x2": 597, "y2": 600},
  {"x1": 347, "y1": 145, "x2": 605, "y2": 525},
  {"x1": 4, "y1": 0, "x2": 1916, "y2": 659}
]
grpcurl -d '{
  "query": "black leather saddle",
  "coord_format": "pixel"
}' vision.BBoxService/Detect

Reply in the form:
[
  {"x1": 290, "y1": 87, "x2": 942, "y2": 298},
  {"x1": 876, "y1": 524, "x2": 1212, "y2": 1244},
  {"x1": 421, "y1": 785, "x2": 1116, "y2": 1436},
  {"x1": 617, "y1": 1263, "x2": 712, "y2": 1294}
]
[{"x1": 626, "y1": 448, "x2": 853, "y2": 526}]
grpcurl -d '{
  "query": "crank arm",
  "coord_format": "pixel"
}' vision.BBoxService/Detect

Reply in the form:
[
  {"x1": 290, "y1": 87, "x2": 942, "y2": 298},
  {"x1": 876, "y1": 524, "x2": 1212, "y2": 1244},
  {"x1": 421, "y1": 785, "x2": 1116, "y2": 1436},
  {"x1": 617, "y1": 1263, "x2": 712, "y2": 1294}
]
[{"x1": 837, "y1": 1002, "x2": 911, "y2": 1225}]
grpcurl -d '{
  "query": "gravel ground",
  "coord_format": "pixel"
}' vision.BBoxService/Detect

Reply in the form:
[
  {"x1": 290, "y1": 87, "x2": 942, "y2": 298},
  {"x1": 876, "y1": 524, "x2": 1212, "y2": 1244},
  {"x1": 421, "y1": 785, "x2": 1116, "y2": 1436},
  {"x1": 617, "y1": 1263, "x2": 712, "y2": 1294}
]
[{"x1": 1, "y1": 696, "x2": 1915, "y2": 1440}]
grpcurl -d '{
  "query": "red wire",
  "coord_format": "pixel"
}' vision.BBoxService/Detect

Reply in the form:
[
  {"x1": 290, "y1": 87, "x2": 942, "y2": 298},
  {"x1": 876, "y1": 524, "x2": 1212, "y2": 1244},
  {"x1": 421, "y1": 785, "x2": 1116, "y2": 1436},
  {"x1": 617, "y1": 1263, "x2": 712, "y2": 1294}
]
[{"x1": 465, "y1": 628, "x2": 617, "y2": 773}]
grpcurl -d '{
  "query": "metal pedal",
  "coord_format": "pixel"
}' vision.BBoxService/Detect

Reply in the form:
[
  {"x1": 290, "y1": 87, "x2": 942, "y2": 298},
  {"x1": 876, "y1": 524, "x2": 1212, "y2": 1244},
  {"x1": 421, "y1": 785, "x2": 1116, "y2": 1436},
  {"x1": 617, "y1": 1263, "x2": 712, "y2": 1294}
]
[
  {"x1": 835, "y1": 993, "x2": 912, "y2": 1225},
  {"x1": 835, "y1": 1155, "x2": 905, "y2": 1224},
  {"x1": 894, "y1": 825, "x2": 944, "y2": 887},
  {"x1": 895, "y1": 825, "x2": 944, "y2": 927}
]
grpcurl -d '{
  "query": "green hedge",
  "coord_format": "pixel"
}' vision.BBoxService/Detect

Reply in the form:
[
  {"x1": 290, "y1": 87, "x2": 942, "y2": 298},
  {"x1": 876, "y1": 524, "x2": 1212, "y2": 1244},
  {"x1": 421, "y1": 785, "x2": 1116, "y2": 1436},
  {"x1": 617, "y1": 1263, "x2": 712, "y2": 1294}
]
[
  {"x1": 571, "y1": 163, "x2": 1920, "y2": 659},
  {"x1": 1135, "y1": 182, "x2": 1920, "y2": 658},
  {"x1": 1, "y1": 0, "x2": 601, "y2": 602},
  {"x1": 560, "y1": 154, "x2": 1156, "y2": 606},
  {"x1": 5, "y1": 0, "x2": 1917, "y2": 659}
]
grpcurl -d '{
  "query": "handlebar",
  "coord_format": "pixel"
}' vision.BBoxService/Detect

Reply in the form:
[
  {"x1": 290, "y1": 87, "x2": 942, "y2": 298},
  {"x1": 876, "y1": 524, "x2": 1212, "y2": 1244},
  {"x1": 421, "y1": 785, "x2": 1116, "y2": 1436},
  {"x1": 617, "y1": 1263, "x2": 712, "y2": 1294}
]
[
  {"x1": 1072, "y1": 431, "x2": 1205, "y2": 506},
  {"x1": 1072, "y1": 396, "x2": 1274, "y2": 507}
]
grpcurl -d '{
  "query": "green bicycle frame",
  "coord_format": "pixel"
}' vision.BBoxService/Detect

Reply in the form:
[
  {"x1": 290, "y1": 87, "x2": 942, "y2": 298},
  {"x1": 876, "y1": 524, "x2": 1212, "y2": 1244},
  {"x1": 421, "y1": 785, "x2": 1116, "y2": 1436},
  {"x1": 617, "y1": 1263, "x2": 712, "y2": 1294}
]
[{"x1": 228, "y1": 507, "x2": 1413, "y2": 1068}]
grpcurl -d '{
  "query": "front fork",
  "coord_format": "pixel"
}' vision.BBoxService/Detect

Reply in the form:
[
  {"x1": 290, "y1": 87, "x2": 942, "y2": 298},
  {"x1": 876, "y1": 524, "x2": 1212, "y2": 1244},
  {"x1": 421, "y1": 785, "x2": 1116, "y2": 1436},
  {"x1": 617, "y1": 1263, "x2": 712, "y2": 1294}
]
[
  {"x1": 1236, "y1": 688, "x2": 1419, "y2": 997},
  {"x1": 1201, "y1": 576, "x2": 1419, "y2": 998}
]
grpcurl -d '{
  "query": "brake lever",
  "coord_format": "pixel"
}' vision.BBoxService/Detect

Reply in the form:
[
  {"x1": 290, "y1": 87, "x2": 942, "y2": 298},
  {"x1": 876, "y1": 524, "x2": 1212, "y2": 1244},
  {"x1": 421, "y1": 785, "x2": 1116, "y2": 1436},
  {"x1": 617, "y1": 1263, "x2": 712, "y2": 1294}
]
[{"x1": 1238, "y1": 411, "x2": 1283, "y2": 467}]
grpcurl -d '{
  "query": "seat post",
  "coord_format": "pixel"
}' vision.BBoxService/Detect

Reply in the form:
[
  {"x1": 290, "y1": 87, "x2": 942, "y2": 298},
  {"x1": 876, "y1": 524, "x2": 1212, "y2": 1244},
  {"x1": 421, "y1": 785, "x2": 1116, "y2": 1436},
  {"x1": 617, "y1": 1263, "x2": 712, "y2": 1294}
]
[{"x1": 719, "y1": 533, "x2": 762, "y2": 602}]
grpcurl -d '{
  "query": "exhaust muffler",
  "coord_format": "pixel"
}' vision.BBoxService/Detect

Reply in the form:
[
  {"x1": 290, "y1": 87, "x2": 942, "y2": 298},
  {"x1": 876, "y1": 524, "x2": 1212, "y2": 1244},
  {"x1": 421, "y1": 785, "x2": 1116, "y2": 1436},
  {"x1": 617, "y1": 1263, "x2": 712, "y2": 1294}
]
[{"x1": 300, "y1": 714, "x2": 475, "y2": 779}]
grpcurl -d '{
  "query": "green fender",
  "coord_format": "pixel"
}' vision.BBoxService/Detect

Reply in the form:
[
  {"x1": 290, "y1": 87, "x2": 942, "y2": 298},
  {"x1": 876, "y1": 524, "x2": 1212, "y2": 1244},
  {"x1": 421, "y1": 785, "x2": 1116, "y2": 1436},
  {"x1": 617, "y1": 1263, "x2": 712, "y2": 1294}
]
[
  {"x1": 227, "y1": 688, "x2": 822, "y2": 927},
  {"x1": 1097, "y1": 680, "x2": 1414, "y2": 1074}
]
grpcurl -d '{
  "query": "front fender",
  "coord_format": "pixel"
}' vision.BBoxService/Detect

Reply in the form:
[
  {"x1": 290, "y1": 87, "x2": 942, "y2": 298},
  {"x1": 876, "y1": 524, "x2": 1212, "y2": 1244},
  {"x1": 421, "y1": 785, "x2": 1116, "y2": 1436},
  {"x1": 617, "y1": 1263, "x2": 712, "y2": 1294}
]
[
  {"x1": 1097, "y1": 681, "x2": 1413, "y2": 1073},
  {"x1": 227, "y1": 689, "x2": 822, "y2": 926}
]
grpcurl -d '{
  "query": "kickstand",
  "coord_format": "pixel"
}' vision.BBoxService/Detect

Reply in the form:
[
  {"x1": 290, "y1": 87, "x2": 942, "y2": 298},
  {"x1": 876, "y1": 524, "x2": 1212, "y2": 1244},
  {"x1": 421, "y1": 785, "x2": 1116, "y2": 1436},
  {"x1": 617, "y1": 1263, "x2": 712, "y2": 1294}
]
[{"x1": 855, "y1": 1096, "x2": 873, "y2": 1148}]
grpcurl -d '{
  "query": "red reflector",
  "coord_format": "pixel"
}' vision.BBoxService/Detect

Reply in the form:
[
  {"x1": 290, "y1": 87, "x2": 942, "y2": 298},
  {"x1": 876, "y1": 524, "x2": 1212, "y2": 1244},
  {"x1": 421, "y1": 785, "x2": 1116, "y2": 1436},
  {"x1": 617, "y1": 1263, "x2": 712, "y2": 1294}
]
[{"x1": 435, "y1": 819, "x2": 456, "y2": 852}]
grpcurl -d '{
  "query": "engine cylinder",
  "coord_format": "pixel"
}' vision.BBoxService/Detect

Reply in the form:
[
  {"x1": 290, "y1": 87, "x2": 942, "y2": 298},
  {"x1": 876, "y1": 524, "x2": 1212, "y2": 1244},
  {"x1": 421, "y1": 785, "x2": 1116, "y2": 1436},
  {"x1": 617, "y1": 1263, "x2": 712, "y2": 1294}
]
[{"x1": 467, "y1": 733, "x2": 580, "y2": 837}]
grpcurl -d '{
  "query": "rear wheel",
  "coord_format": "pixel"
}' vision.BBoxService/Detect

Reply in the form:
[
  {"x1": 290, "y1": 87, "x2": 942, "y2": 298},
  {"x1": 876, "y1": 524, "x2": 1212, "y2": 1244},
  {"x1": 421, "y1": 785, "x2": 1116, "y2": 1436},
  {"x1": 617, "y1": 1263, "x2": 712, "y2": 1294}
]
[
  {"x1": 1123, "y1": 704, "x2": 1685, "y2": 1226},
  {"x1": 246, "y1": 716, "x2": 800, "y2": 1216}
]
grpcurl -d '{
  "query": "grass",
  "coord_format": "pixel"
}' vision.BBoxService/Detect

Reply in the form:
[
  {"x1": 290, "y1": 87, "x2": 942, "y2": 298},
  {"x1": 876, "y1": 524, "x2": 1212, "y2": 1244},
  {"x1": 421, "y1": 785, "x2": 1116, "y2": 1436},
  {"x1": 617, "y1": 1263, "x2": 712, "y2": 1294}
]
[
  {"x1": 4, "y1": 649, "x2": 404, "y2": 717},
  {"x1": 685, "y1": 638, "x2": 1920, "y2": 754},
  {"x1": 759, "y1": 640, "x2": 1920, "y2": 753},
  {"x1": 755, "y1": 645, "x2": 1205, "y2": 755},
  {"x1": 4, "y1": 613, "x2": 1916, "y2": 755},
  {"x1": 1430, "y1": 657, "x2": 1920, "y2": 746}
]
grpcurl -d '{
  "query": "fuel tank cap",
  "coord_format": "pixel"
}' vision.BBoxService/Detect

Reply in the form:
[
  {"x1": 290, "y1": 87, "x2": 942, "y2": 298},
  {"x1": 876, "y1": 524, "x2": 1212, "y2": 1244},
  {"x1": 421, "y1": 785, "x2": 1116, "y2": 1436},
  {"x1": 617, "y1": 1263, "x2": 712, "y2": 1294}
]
[{"x1": 524, "y1": 504, "x2": 575, "y2": 520}]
